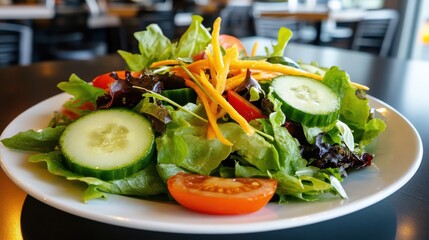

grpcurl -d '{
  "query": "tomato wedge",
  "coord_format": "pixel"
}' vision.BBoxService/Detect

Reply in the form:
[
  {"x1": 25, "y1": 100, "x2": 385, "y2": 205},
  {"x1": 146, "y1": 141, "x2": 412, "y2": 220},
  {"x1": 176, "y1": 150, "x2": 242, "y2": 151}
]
[
  {"x1": 193, "y1": 34, "x2": 247, "y2": 61},
  {"x1": 226, "y1": 90, "x2": 266, "y2": 122},
  {"x1": 61, "y1": 101, "x2": 95, "y2": 120},
  {"x1": 92, "y1": 71, "x2": 140, "y2": 90},
  {"x1": 167, "y1": 173, "x2": 277, "y2": 215},
  {"x1": 218, "y1": 34, "x2": 247, "y2": 56}
]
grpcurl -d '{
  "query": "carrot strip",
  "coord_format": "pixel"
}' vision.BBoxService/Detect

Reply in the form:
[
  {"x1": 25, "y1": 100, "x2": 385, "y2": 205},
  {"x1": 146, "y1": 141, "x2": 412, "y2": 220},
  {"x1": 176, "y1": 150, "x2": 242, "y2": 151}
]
[
  {"x1": 205, "y1": 50, "x2": 217, "y2": 88},
  {"x1": 207, "y1": 125, "x2": 216, "y2": 139},
  {"x1": 186, "y1": 77, "x2": 233, "y2": 146},
  {"x1": 212, "y1": 17, "x2": 224, "y2": 72},
  {"x1": 225, "y1": 70, "x2": 247, "y2": 90},
  {"x1": 351, "y1": 82, "x2": 370, "y2": 91},
  {"x1": 150, "y1": 59, "x2": 180, "y2": 68},
  {"x1": 230, "y1": 59, "x2": 323, "y2": 80},
  {"x1": 186, "y1": 59, "x2": 210, "y2": 73},
  {"x1": 251, "y1": 71, "x2": 283, "y2": 81},
  {"x1": 195, "y1": 70, "x2": 254, "y2": 136},
  {"x1": 251, "y1": 41, "x2": 259, "y2": 57},
  {"x1": 219, "y1": 46, "x2": 238, "y2": 91}
]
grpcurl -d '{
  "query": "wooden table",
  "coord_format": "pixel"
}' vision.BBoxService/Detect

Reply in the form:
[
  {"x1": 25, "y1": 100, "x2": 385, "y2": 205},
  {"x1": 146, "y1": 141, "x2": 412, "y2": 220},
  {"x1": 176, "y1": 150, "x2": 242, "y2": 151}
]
[{"x1": 1, "y1": 43, "x2": 428, "y2": 239}]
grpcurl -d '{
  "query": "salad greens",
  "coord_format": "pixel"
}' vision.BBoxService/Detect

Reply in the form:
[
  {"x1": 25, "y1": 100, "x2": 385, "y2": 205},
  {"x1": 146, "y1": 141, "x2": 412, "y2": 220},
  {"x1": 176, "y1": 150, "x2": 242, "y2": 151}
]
[
  {"x1": 1, "y1": 15, "x2": 386, "y2": 203},
  {"x1": 118, "y1": 15, "x2": 211, "y2": 71}
]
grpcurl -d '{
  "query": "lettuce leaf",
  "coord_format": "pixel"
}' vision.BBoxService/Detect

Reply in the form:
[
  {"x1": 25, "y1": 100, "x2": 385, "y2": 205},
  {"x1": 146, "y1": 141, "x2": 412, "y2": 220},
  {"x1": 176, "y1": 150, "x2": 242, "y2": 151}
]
[
  {"x1": 1, "y1": 126, "x2": 65, "y2": 152},
  {"x1": 57, "y1": 74, "x2": 105, "y2": 117},
  {"x1": 57, "y1": 74, "x2": 105, "y2": 105},
  {"x1": 155, "y1": 103, "x2": 281, "y2": 178},
  {"x1": 322, "y1": 67, "x2": 386, "y2": 145},
  {"x1": 118, "y1": 15, "x2": 211, "y2": 71},
  {"x1": 28, "y1": 151, "x2": 167, "y2": 202},
  {"x1": 119, "y1": 24, "x2": 172, "y2": 72},
  {"x1": 270, "y1": 27, "x2": 293, "y2": 57},
  {"x1": 172, "y1": 15, "x2": 211, "y2": 59}
]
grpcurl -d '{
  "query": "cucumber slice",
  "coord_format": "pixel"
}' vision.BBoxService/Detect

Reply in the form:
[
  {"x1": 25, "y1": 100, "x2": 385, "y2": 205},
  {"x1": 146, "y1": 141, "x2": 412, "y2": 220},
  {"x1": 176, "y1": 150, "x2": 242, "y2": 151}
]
[
  {"x1": 271, "y1": 75, "x2": 339, "y2": 127},
  {"x1": 60, "y1": 108, "x2": 155, "y2": 181}
]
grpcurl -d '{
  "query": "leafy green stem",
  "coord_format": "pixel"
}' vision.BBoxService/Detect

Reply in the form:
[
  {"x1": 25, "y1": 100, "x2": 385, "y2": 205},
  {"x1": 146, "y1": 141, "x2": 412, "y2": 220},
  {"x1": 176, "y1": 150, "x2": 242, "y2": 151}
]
[{"x1": 132, "y1": 86, "x2": 208, "y2": 123}]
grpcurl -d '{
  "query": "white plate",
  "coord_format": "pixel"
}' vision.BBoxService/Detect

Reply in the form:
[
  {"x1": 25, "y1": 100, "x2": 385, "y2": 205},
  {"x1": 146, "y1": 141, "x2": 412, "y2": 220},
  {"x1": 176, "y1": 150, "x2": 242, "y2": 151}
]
[{"x1": 0, "y1": 93, "x2": 423, "y2": 234}]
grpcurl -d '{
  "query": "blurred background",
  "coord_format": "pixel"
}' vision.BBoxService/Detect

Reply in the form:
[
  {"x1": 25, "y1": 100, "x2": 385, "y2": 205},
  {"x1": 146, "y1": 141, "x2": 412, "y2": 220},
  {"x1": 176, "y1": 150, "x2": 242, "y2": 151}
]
[{"x1": 1, "y1": 0, "x2": 428, "y2": 68}]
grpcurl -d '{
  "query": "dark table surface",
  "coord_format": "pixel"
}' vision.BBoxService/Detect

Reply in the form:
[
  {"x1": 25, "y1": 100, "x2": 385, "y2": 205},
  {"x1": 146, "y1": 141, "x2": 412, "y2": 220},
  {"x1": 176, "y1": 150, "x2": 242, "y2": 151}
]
[{"x1": 0, "y1": 43, "x2": 428, "y2": 240}]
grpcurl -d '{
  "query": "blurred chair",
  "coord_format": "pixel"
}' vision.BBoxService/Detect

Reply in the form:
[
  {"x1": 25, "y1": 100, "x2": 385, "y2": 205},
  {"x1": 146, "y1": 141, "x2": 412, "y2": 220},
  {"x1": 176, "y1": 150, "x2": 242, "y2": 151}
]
[
  {"x1": 0, "y1": 23, "x2": 32, "y2": 67},
  {"x1": 351, "y1": 9, "x2": 399, "y2": 57},
  {"x1": 252, "y1": 2, "x2": 303, "y2": 41},
  {"x1": 253, "y1": 16, "x2": 302, "y2": 40},
  {"x1": 37, "y1": 7, "x2": 107, "y2": 60},
  {"x1": 137, "y1": 10, "x2": 175, "y2": 39},
  {"x1": 117, "y1": 0, "x2": 174, "y2": 52},
  {"x1": 220, "y1": 4, "x2": 254, "y2": 37}
]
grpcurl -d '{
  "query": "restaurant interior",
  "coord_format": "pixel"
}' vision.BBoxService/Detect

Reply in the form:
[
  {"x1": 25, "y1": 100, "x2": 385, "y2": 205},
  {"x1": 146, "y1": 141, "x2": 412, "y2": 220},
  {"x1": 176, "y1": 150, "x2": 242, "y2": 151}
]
[{"x1": 1, "y1": 0, "x2": 428, "y2": 68}]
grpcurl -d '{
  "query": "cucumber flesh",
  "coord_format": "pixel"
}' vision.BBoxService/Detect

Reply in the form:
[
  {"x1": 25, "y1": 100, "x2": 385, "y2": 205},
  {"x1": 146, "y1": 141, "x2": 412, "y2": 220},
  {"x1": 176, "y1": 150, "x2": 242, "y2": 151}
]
[
  {"x1": 60, "y1": 108, "x2": 155, "y2": 181},
  {"x1": 271, "y1": 75, "x2": 339, "y2": 127}
]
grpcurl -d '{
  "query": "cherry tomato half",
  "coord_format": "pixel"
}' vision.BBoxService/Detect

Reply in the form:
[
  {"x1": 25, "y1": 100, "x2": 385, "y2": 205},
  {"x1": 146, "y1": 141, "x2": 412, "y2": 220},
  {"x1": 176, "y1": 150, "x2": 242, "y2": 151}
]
[
  {"x1": 218, "y1": 34, "x2": 247, "y2": 56},
  {"x1": 167, "y1": 173, "x2": 277, "y2": 215},
  {"x1": 61, "y1": 101, "x2": 95, "y2": 120},
  {"x1": 193, "y1": 34, "x2": 248, "y2": 61},
  {"x1": 92, "y1": 71, "x2": 140, "y2": 90},
  {"x1": 226, "y1": 90, "x2": 266, "y2": 122}
]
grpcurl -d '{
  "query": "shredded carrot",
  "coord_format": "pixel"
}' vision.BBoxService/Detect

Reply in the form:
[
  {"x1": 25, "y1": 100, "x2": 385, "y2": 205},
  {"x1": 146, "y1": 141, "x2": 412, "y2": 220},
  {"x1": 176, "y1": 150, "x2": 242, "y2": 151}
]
[
  {"x1": 187, "y1": 75, "x2": 233, "y2": 146},
  {"x1": 150, "y1": 59, "x2": 180, "y2": 68},
  {"x1": 225, "y1": 71, "x2": 247, "y2": 90},
  {"x1": 351, "y1": 82, "x2": 369, "y2": 91},
  {"x1": 230, "y1": 59, "x2": 323, "y2": 80},
  {"x1": 252, "y1": 71, "x2": 283, "y2": 81},
  {"x1": 195, "y1": 69, "x2": 254, "y2": 136},
  {"x1": 169, "y1": 66, "x2": 191, "y2": 80},
  {"x1": 186, "y1": 58, "x2": 210, "y2": 73},
  {"x1": 207, "y1": 125, "x2": 216, "y2": 139},
  {"x1": 205, "y1": 50, "x2": 217, "y2": 90},
  {"x1": 203, "y1": 50, "x2": 219, "y2": 115},
  {"x1": 251, "y1": 41, "x2": 259, "y2": 57},
  {"x1": 215, "y1": 46, "x2": 236, "y2": 94},
  {"x1": 211, "y1": 18, "x2": 224, "y2": 73},
  {"x1": 216, "y1": 108, "x2": 227, "y2": 119}
]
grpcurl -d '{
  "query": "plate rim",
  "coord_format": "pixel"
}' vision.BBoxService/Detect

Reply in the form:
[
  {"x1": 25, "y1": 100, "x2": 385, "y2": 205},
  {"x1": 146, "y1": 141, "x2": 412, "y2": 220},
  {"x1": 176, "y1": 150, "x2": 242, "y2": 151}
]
[{"x1": 0, "y1": 93, "x2": 423, "y2": 234}]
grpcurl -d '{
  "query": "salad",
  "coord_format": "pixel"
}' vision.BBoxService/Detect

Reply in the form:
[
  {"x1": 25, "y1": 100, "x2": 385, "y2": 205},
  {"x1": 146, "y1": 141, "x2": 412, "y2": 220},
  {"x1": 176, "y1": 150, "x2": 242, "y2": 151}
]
[{"x1": 1, "y1": 15, "x2": 386, "y2": 215}]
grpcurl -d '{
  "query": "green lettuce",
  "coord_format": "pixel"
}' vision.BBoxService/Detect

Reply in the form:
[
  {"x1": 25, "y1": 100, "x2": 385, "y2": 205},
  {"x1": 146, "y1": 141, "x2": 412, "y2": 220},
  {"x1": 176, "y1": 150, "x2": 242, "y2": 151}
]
[
  {"x1": 172, "y1": 15, "x2": 211, "y2": 59},
  {"x1": 118, "y1": 15, "x2": 211, "y2": 71},
  {"x1": 56, "y1": 74, "x2": 105, "y2": 118},
  {"x1": 322, "y1": 66, "x2": 386, "y2": 146},
  {"x1": 29, "y1": 151, "x2": 167, "y2": 202},
  {"x1": 57, "y1": 74, "x2": 105, "y2": 105},
  {"x1": 270, "y1": 27, "x2": 293, "y2": 57},
  {"x1": 155, "y1": 103, "x2": 280, "y2": 178},
  {"x1": 1, "y1": 126, "x2": 65, "y2": 152}
]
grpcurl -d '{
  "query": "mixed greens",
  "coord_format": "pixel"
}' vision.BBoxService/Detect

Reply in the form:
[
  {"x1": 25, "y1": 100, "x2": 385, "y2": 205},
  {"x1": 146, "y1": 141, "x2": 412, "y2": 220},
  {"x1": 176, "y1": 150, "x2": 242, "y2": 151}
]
[{"x1": 1, "y1": 15, "x2": 386, "y2": 205}]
